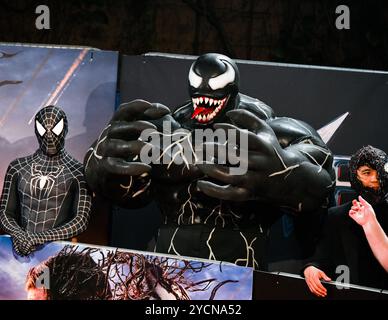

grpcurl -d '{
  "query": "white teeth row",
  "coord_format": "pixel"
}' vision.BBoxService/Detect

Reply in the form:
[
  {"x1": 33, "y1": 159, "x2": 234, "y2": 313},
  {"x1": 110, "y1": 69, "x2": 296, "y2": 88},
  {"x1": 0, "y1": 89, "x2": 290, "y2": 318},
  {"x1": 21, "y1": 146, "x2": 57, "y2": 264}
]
[
  {"x1": 194, "y1": 104, "x2": 223, "y2": 122},
  {"x1": 192, "y1": 97, "x2": 225, "y2": 107}
]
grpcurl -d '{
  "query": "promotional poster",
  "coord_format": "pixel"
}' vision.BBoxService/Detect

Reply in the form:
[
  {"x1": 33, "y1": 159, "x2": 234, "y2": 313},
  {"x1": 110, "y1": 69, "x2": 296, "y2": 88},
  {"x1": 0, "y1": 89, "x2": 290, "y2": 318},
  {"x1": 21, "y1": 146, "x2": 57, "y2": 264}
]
[{"x1": 0, "y1": 235, "x2": 253, "y2": 300}]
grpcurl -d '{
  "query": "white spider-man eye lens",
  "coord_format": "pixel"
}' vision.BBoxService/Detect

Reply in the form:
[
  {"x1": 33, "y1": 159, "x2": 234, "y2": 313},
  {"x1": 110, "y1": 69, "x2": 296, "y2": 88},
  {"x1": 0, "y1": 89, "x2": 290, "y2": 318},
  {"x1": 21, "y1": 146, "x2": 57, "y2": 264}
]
[
  {"x1": 208, "y1": 61, "x2": 235, "y2": 90},
  {"x1": 36, "y1": 120, "x2": 46, "y2": 136},
  {"x1": 52, "y1": 118, "x2": 64, "y2": 136},
  {"x1": 188, "y1": 64, "x2": 203, "y2": 88}
]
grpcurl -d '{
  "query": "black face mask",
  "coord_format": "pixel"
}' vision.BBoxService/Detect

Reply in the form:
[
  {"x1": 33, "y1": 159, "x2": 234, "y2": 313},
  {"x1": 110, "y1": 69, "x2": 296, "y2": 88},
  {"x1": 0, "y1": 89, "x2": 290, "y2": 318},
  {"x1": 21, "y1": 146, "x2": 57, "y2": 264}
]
[
  {"x1": 349, "y1": 145, "x2": 388, "y2": 205},
  {"x1": 188, "y1": 53, "x2": 240, "y2": 126},
  {"x1": 35, "y1": 106, "x2": 68, "y2": 156}
]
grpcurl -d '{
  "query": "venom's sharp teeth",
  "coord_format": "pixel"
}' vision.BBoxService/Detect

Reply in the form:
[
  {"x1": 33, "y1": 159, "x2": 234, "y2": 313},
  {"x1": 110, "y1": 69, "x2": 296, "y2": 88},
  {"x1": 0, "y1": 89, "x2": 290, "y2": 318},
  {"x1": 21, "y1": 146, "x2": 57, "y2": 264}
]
[
  {"x1": 207, "y1": 114, "x2": 211, "y2": 121},
  {"x1": 209, "y1": 98, "x2": 213, "y2": 106},
  {"x1": 218, "y1": 100, "x2": 222, "y2": 105},
  {"x1": 204, "y1": 97, "x2": 209, "y2": 104},
  {"x1": 199, "y1": 97, "x2": 203, "y2": 104},
  {"x1": 194, "y1": 103, "x2": 197, "y2": 110},
  {"x1": 196, "y1": 98, "x2": 200, "y2": 104},
  {"x1": 198, "y1": 115, "x2": 203, "y2": 121}
]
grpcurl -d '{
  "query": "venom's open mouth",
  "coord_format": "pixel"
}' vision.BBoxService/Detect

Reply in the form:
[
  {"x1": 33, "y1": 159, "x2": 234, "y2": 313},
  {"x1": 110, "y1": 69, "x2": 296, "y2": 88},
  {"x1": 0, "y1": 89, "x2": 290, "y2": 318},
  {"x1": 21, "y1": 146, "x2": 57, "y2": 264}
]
[{"x1": 191, "y1": 96, "x2": 228, "y2": 123}]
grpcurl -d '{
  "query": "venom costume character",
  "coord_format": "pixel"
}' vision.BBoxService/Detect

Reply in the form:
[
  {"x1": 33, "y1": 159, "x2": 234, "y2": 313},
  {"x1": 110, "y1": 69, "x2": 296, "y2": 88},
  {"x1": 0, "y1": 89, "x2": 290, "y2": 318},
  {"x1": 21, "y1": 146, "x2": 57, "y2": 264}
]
[
  {"x1": 0, "y1": 106, "x2": 92, "y2": 256},
  {"x1": 85, "y1": 53, "x2": 336, "y2": 269}
]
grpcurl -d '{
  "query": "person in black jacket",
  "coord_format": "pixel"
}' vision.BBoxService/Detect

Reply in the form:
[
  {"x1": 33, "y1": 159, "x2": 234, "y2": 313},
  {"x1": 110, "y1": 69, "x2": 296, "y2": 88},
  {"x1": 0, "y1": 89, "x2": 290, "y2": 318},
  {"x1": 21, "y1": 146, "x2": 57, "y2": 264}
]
[{"x1": 303, "y1": 145, "x2": 388, "y2": 297}]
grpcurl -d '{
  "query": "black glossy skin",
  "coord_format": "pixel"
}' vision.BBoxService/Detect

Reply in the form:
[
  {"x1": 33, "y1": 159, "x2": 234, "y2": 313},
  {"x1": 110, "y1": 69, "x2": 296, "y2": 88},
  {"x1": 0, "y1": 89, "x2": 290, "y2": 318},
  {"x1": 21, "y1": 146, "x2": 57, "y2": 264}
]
[{"x1": 84, "y1": 54, "x2": 336, "y2": 269}]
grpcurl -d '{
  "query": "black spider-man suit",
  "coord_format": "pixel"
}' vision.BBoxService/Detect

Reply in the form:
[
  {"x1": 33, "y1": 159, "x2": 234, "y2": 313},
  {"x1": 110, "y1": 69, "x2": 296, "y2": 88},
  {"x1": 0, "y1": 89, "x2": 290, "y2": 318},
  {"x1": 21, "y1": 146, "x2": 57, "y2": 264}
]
[
  {"x1": 0, "y1": 106, "x2": 92, "y2": 256},
  {"x1": 85, "y1": 53, "x2": 336, "y2": 269}
]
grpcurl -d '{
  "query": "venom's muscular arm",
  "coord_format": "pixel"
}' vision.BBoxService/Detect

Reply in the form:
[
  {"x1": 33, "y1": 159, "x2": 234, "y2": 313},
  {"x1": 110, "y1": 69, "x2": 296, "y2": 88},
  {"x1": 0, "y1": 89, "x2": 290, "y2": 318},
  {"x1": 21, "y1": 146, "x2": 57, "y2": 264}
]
[
  {"x1": 173, "y1": 91, "x2": 334, "y2": 213},
  {"x1": 197, "y1": 109, "x2": 335, "y2": 213},
  {"x1": 268, "y1": 115, "x2": 335, "y2": 211},
  {"x1": 84, "y1": 100, "x2": 180, "y2": 208}
]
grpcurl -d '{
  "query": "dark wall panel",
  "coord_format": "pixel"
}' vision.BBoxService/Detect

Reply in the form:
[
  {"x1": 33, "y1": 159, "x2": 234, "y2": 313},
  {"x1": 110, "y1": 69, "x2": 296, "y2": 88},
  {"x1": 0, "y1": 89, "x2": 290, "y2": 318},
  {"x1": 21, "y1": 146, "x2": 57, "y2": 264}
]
[{"x1": 121, "y1": 53, "x2": 388, "y2": 155}]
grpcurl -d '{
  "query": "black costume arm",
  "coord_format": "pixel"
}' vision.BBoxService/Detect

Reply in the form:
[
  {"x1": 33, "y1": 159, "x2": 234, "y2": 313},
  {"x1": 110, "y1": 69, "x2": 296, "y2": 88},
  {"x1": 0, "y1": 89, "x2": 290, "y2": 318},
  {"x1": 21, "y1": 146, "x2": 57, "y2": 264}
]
[
  {"x1": 83, "y1": 100, "x2": 173, "y2": 208},
  {"x1": 0, "y1": 163, "x2": 26, "y2": 237},
  {"x1": 197, "y1": 109, "x2": 335, "y2": 213},
  {"x1": 0, "y1": 163, "x2": 31, "y2": 255},
  {"x1": 32, "y1": 173, "x2": 92, "y2": 244}
]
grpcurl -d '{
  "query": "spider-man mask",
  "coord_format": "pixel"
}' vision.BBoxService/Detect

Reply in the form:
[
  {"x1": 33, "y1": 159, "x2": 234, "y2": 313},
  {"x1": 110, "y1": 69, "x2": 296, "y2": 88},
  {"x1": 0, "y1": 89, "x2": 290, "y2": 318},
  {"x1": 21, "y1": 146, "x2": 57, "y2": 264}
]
[{"x1": 35, "y1": 106, "x2": 68, "y2": 156}]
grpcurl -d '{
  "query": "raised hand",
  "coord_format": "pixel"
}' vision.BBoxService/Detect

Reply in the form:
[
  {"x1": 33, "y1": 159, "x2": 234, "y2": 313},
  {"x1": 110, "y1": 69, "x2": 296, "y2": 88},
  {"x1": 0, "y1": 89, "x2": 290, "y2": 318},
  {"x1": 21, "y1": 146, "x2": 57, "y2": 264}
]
[
  {"x1": 349, "y1": 195, "x2": 376, "y2": 226},
  {"x1": 349, "y1": 195, "x2": 388, "y2": 272}
]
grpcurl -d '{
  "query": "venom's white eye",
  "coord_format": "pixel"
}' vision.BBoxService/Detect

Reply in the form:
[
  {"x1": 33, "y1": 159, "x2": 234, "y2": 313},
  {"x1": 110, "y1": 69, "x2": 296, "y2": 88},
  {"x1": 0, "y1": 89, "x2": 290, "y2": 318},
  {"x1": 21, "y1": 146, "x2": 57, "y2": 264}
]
[
  {"x1": 52, "y1": 118, "x2": 64, "y2": 136},
  {"x1": 36, "y1": 120, "x2": 46, "y2": 136},
  {"x1": 208, "y1": 61, "x2": 235, "y2": 90},
  {"x1": 188, "y1": 64, "x2": 203, "y2": 88}
]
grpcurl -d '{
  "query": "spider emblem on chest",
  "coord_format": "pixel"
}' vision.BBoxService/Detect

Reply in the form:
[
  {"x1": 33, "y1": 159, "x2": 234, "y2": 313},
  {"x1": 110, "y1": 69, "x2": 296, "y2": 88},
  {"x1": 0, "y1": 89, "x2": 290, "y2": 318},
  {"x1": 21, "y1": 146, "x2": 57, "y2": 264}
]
[{"x1": 30, "y1": 163, "x2": 64, "y2": 198}]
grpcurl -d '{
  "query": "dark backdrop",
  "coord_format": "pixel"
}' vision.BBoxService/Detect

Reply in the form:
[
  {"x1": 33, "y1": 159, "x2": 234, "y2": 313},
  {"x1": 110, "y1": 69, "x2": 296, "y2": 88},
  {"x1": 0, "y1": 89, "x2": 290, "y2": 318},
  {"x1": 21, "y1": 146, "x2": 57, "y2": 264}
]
[{"x1": 1, "y1": 0, "x2": 388, "y2": 70}]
